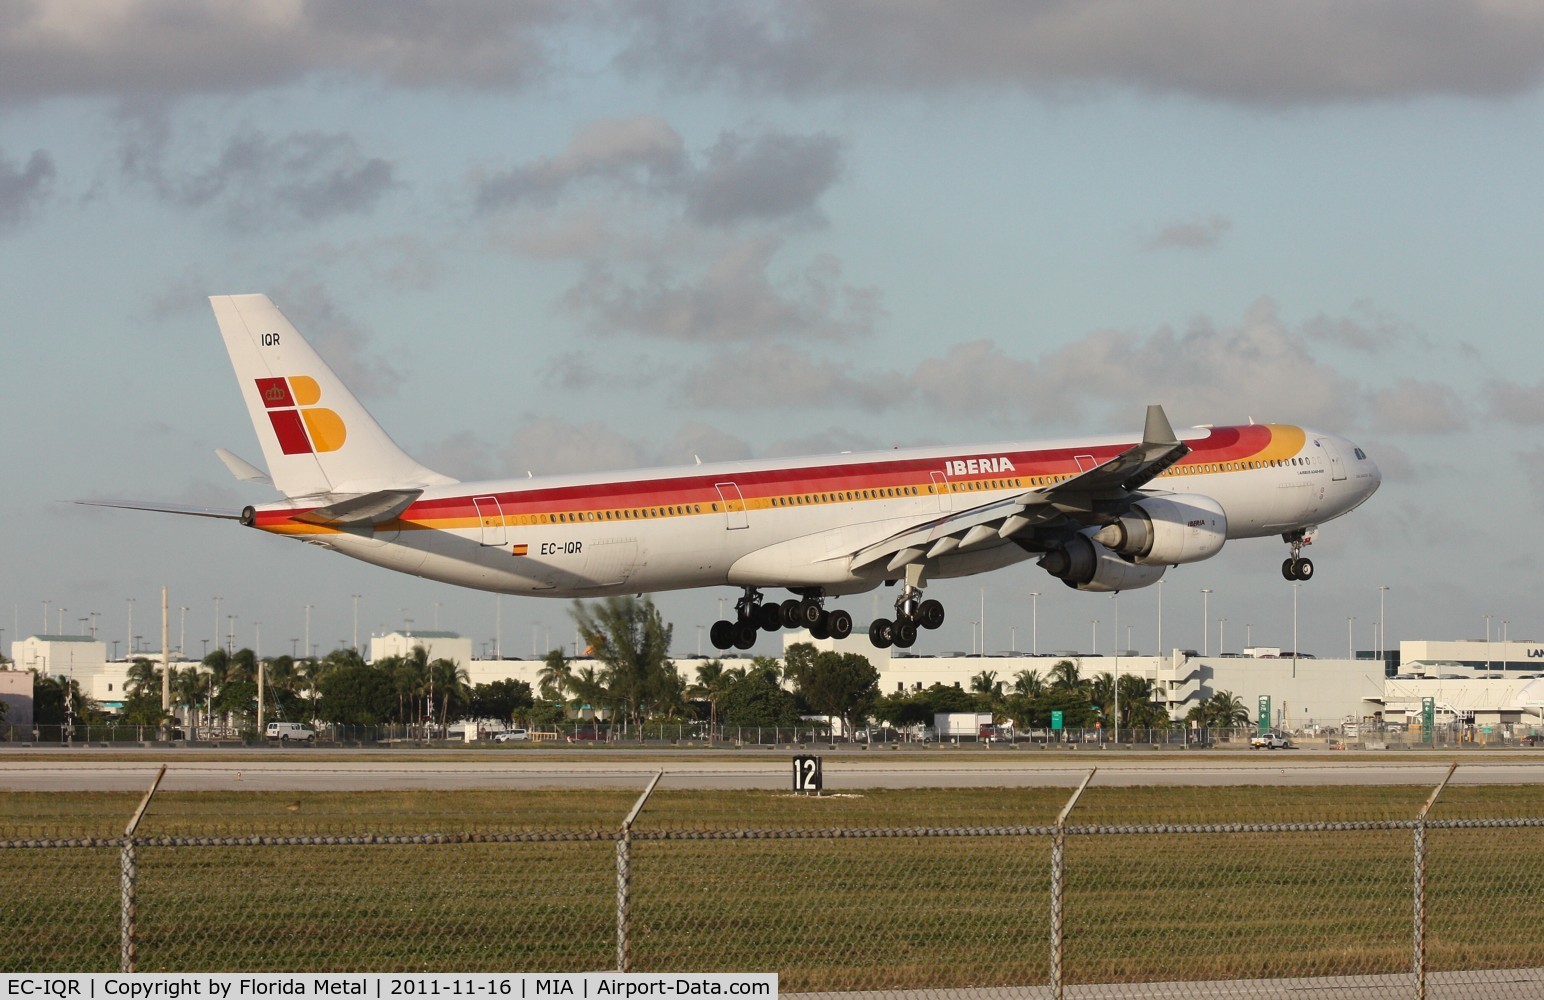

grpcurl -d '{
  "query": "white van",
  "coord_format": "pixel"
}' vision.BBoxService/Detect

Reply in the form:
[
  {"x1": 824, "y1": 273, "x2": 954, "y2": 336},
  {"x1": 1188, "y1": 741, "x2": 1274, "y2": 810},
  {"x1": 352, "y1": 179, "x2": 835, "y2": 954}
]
[{"x1": 265, "y1": 721, "x2": 316, "y2": 744}]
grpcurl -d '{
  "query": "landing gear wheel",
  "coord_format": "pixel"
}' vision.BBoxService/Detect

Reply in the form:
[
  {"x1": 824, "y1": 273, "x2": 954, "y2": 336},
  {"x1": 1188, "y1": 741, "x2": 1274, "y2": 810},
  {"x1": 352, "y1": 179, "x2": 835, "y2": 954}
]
[
  {"x1": 780, "y1": 599, "x2": 804, "y2": 628},
  {"x1": 758, "y1": 603, "x2": 783, "y2": 632},
  {"x1": 1282, "y1": 557, "x2": 1314, "y2": 581},
  {"x1": 798, "y1": 600, "x2": 824, "y2": 627},
  {"x1": 869, "y1": 618, "x2": 895, "y2": 649},
  {"x1": 918, "y1": 599, "x2": 945, "y2": 630},
  {"x1": 710, "y1": 620, "x2": 735, "y2": 650},
  {"x1": 827, "y1": 609, "x2": 853, "y2": 640},
  {"x1": 894, "y1": 620, "x2": 919, "y2": 648},
  {"x1": 810, "y1": 613, "x2": 831, "y2": 640},
  {"x1": 732, "y1": 621, "x2": 758, "y2": 650}
]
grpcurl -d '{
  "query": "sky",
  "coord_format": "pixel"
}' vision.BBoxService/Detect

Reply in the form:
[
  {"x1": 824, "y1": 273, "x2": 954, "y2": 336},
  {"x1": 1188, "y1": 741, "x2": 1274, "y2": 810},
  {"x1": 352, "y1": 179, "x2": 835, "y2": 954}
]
[{"x1": 4, "y1": 1, "x2": 1544, "y2": 666}]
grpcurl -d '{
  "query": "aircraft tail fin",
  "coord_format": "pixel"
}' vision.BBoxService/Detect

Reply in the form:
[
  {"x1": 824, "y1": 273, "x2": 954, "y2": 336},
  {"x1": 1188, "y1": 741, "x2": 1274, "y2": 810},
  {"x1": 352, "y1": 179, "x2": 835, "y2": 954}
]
[{"x1": 209, "y1": 294, "x2": 457, "y2": 499}]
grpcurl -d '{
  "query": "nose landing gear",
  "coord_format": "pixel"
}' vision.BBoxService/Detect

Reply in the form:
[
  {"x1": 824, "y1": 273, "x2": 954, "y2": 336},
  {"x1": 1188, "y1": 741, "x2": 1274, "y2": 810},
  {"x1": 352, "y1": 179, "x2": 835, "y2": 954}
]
[{"x1": 1281, "y1": 528, "x2": 1315, "y2": 581}]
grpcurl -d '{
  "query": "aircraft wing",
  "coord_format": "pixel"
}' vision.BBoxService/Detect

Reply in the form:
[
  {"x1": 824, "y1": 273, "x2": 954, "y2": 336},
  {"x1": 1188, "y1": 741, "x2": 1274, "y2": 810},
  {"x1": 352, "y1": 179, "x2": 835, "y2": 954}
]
[{"x1": 850, "y1": 405, "x2": 1189, "y2": 573}]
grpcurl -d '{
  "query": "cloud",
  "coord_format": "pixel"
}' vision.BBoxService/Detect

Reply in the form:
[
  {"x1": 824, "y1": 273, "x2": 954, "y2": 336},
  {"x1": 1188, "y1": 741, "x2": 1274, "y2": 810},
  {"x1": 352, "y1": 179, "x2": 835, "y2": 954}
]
[
  {"x1": 685, "y1": 130, "x2": 842, "y2": 226},
  {"x1": 0, "y1": 146, "x2": 56, "y2": 232},
  {"x1": 0, "y1": 1, "x2": 574, "y2": 104},
  {"x1": 682, "y1": 345, "x2": 899, "y2": 410},
  {"x1": 473, "y1": 116, "x2": 685, "y2": 211},
  {"x1": 1365, "y1": 379, "x2": 1471, "y2": 434},
  {"x1": 1486, "y1": 378, "x2": 1544, "y2": 425},
  {"x1": 562, "y1": 236, "x2": 884, "y2": 344},
  {"x1": 1144, "y1": 213, "x2": 1230, "y2": 251},
  {"x1": 619, "y1": 1, "x2": 1544, "y2": 106},
  {"x1": 118, "y1": 115, "x2": 397, "y2": 230},
  {"x1": 499, "y1": 417, "x2": 649, "y2": 476},
  {"x1": 475, "y1": 117, "x2": 845, "y2": 228}
]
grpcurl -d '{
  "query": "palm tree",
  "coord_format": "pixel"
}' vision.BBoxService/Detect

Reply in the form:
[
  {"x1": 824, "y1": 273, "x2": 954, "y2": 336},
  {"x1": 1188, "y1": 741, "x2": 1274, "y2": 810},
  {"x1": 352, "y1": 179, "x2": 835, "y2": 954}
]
[
  {"x1": 429, "y1": 658, "x2": 471, "y2": 731},
  {"x1": 1205, "y1": 690, "x2": 1250, "y2": 730},
  {"x1": 1049, "y1": 659, "x2": 1084, "y2": 693},
  {"x1": 1012, "y1": 669, "x2": 1045, "y2": 699},
  {"x1": 537, "y1": 649, "x2": 572, "y2": 702},
  {"x1": 689, "y1": 660, "x2": 734, "y2": 736}
]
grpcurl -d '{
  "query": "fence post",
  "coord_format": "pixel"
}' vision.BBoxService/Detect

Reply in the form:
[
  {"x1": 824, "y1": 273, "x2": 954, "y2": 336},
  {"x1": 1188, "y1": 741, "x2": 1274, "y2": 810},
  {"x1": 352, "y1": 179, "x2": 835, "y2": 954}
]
[
  {"x1": 1414, "y1": 763, "x2": 1457, "y2": 1000},
  {"x1": 120, "y1": 765, "x2": 167, "y2": 973},
  {"x1": 1050, "y1": 769, "x2": 1096, "y2": 1000},
  {"x1": 617, "y1": 770, "x2": 663, "y2": 972}
]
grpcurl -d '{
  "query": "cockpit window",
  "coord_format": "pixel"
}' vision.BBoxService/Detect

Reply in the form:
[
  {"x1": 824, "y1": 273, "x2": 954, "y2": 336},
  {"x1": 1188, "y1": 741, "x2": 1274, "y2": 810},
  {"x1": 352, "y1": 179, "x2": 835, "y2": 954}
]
[{"x1": 1354, "y1": 448, "x2": 1367, "y2": 460}]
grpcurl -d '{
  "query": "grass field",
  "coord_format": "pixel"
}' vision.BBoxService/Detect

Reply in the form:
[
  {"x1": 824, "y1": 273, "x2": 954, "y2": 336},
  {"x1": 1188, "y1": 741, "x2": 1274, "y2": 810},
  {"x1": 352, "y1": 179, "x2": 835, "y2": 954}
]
[{"x1": 4, "y1": 782, "x2": 1543, "y2": 986}]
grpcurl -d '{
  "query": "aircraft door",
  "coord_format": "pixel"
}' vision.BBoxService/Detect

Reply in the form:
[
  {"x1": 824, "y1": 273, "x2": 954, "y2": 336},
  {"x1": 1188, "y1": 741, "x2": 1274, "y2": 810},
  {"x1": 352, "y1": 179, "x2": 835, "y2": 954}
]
[
  {"x1": 715, "y1": 482, "x2": 749, "y2": 529},
  {"x1": 931, "y1": 471, "x2": 952, "y2": 512},
  {"x1": 1321, "y1": 439, "x2": 1347, "y2": 481},
  {"x1": 473, "y1": 496, "x2": 507, "y2": 546}
]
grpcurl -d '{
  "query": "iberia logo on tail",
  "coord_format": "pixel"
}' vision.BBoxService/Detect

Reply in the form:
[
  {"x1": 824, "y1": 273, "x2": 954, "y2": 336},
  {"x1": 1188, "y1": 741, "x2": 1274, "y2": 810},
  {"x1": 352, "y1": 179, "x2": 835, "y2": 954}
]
[{"x1": 255, "y1": 376, "x2": 346, "y2": 455}]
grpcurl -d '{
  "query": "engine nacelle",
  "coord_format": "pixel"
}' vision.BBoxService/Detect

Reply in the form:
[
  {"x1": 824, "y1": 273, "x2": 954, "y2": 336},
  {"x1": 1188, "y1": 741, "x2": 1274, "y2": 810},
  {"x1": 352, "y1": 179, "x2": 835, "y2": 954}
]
[
  {"x1": 1089, "y1": 494, "x2": 1227, "y2": 566},
  {"x1": 1037, "y1": 535, "x2": 1168, "y2": 593}
]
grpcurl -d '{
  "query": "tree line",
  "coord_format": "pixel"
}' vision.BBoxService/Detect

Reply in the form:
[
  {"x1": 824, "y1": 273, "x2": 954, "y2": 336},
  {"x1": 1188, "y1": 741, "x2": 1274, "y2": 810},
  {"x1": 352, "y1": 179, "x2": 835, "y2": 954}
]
[{"x1": 12, "y1": 595, "x2": 1249, "y2": 733}]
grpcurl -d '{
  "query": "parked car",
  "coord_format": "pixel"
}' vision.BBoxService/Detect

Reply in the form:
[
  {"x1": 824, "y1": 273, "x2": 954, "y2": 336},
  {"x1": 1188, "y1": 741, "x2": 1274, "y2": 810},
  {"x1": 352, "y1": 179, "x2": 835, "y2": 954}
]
[
  {"x1": 567, "y1": 728, "x2": 604, "y2": 743},
  {"x1": 978, "y1": 724, "x2": 1011, "y2": 743},
  {"x1": 265, "y1": 721, "x2": 315, "y2": 744},
  {"x1": 492, "y1": 728, "x2": 529, "y2": 743},
  {"x1": 1250, "y1": 732, "x2": 1292, "y2": 749}
]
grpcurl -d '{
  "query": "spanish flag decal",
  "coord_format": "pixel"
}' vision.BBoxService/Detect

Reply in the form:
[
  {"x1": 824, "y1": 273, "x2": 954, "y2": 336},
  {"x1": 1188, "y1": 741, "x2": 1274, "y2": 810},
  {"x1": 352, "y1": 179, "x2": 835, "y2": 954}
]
[{"x1": 512, "y1": 544, "x2": 528, "y2": 556}]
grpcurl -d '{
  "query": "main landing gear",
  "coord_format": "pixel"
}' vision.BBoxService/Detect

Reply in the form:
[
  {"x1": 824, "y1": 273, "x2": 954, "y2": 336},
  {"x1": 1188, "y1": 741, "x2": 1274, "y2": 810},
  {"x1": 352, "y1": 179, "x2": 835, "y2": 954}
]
[
  {"x1": 1281, "y1": 528, "x2": 1315, "y2": 581},
  {"x1": 867, "y1": 585, "x2": 946, "y2": 650},
  {"x1": 709, "y1": 587, "x2": 854, "y2": 651}
]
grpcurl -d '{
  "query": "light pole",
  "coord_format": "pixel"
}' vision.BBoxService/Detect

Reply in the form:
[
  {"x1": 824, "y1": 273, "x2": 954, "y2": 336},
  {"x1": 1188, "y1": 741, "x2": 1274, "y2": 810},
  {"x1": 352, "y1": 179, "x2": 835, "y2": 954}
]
[
  {"x1": 352, "y1": 594, "x2": 361, "y2": 652},
  {"x1": 1200, "y1": 589, "x2": 1212, "y2": 656},
  {"x1": 1347, "y1": 616, "x2": 1355, "y2": 659},
  {"x1": 1029, "y1": 592, "x2": 1040, "y2": 656},
  {"x1": 126, "y1": 598, "x2": 135, "y2": 654},
  {"x1": 1156, "y1": 579, "x2": 1164, "y2": 657},
  {"x1": 980, "y1": 587, "x2": 986, "y2": 657},
  {"x1": 304, "y1": 605, "x2": 314, "y2": 661},
  {"x1": 1503, "y1": 619, "x2": 1510, "y2": 672},
  {"x1": 1378, "y1": 585, "x2": 1388, "y2": 663},
  {"x1": 1485, "y1": 614, "x2": 1493, "y2": 669},
  {"x1": 1091, "y1": 619, "x2": 1099, "y2": 655},
  {"x1": 212, "y1": 596, "x2": 222, "y2": 656},
  {"x1": 1291, "y1": 583, "x2": 1299, "y2": 678},
  {"x1": 1218, "y1": 617, "x2": 1227, "y2": 656},
  {"x1": 1112, "y1": 593, "x2": 1120, "y2": 745},
  {"x1": 179, "y1": 606, "x2": 189, "y2": 656}
]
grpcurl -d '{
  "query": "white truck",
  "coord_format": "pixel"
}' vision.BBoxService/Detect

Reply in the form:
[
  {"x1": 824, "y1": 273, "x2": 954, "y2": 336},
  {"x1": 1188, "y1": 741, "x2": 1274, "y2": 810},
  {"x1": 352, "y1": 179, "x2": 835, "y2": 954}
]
[{"x1": 935, "y1": 712, "x2": 994, "y2": 741}]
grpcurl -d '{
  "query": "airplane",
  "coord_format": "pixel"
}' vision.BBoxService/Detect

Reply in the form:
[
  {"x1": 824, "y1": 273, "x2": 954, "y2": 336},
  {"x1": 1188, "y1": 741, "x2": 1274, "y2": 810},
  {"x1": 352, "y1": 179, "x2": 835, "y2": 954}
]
[{"x1": 85, "y1": 294, "x2": 1382, "y2": 651}]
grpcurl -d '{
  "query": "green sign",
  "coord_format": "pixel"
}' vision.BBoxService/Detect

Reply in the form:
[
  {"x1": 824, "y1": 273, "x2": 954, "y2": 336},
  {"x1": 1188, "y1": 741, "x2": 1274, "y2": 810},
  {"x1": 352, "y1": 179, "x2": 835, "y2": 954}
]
[
  {"x1": 1257, "y1": 695, "x2": 1271, "y2": 736},
  {"x1": 1051, "y1": 710, "x2": 1064, "y2": 731}
]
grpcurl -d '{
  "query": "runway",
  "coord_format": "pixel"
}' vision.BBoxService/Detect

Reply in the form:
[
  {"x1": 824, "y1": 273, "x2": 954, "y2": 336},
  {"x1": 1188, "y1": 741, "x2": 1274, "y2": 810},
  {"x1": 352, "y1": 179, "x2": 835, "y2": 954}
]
[{"x1": 3, "y1": 747, "x2": 1543, "y2": 792}]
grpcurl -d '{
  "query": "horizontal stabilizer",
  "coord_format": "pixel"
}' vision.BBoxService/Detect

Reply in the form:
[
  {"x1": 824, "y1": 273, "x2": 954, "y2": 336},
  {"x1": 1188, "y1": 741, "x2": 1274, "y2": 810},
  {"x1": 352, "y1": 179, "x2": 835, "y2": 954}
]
[
  {"x1": 215, "y1": 448, "x2": 272, "y2": 485},
  {"x1": 290, "y1": 488, "x2": 422, "y2": 527},
  {"x1": 74, "y1": 498, "x2": 244, "y2": 520}
]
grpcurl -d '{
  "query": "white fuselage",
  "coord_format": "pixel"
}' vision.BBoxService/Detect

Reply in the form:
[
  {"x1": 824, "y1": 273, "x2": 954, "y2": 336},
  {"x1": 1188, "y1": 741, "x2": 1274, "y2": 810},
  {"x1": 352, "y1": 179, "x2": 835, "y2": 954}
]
[{"x1": 249, "y1": 422, "x2": 1380, "y2": 600}]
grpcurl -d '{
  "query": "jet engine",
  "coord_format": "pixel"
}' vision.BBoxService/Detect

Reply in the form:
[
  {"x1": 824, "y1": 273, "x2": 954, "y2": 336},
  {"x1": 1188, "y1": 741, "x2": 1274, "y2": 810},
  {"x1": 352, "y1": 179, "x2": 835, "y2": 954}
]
[
  {"x1": 1037, "y1": 535, "x2": 1168, "y2": 593},
  {"x1": 1089, "y1": 494, "x2": 1227, "y2": 566}
]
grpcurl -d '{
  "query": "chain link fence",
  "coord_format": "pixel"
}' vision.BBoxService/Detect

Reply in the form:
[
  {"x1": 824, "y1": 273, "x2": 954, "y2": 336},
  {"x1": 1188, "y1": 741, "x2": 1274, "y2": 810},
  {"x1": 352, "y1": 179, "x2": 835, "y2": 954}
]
[{"x1": 4, "y1": 768, "x2": 1543, "y2": 997}]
